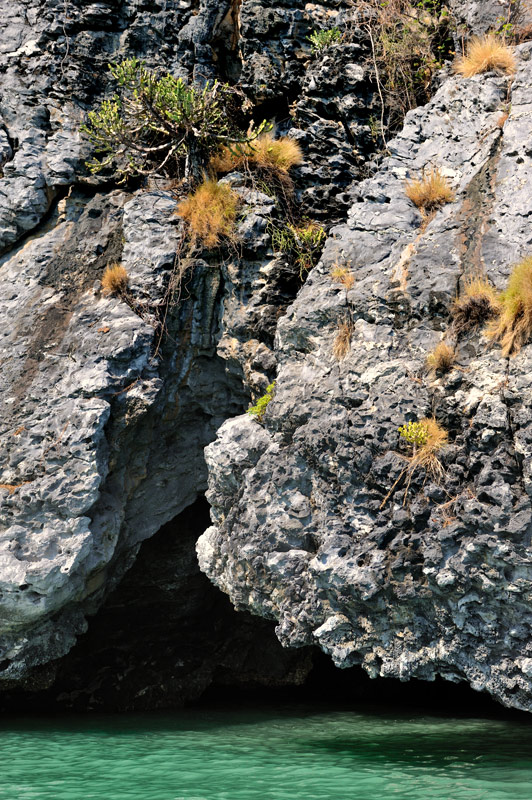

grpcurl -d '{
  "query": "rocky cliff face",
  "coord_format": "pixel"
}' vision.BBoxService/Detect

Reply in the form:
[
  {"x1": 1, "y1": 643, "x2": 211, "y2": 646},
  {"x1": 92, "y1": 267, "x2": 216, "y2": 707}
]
[
  {"x1": 2, "y1": 0, "x2": 532, "y2": 712},
  {"x1": 0, "y1": 0, "x2": 374, "y2": 695},
  {"x1": 199, "y1": 39, "x2": 532, "y2": 713}
]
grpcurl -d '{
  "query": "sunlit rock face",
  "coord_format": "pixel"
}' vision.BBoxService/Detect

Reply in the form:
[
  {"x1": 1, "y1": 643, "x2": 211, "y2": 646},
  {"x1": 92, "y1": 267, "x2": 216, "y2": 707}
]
[
  {"x1": 0, "y1": 0, "x2": 374, "y2": 688},
  {"x1": 198, "y1": 42, "x2": 532, "y2": 714},
  {"x1": 3, "y1": 0, "x2": 532, "y2": 715}
]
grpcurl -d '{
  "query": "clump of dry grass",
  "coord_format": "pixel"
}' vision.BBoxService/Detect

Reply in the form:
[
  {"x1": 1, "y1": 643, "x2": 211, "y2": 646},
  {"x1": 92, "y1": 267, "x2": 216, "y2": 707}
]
[
  {"x1": 452, "y1": 276, "x2": 501, "y2": 334},
  {"x1": 211, "y1": 133, "x2": 303, "y2": 175},
  {"x1": 333, "y1": 319, "x2": 352, "y2": 360},
  {"x1": 486, "y1": 255, "x2": 532, "y2": 356},
  {"x1": 454, "y1": 34, "x2": 516, "y2": 77},
  {"x1": 381, "y1": 416, "x2": 448, "y2": 508},
  {"x1": 405, "y1": 167, "x2": 454, "y2": 213},
  {"x1": 102, "y1": 263, "x2": 129, "y2": 296},
  {"x1": 330, "y1": 264, "x2": 355, "y2": 291},
  {"x1": 409, "y1": 417, "x2": 448, "y2": 480},
  {"x1": 426, "y1": 342, "x2": 455, "y2": 375},
  {"x1": 176, "y1": 179, "x2": 239, "y2": 248}
]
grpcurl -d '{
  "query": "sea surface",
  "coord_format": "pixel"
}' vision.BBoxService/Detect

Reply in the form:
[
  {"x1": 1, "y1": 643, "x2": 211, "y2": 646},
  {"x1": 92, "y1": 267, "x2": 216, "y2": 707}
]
[{"x1": 0, "y1": 704, "x2": 531, "y2": 799}]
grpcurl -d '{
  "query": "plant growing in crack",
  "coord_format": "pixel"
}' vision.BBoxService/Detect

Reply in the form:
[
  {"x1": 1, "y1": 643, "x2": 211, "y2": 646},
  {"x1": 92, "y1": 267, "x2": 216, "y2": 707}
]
[
  {"x1": 271, "y1": 221, "x2": 326, "y2": 280},
  {"x1": 101, "y1": 263, "x2": 129, "y2": 296},
  {"x1": 380, "y1": 417, "x2": 448, "y2": 508},
  {"x1": 247, "y1": 381, "x2": 276, "y2": 422},
  {"x1": 307, "y1": 28, "x2": 343, "y2": 54},
  {"x1": 82, "y1": 58, "x2": 271, "y2": 183}
]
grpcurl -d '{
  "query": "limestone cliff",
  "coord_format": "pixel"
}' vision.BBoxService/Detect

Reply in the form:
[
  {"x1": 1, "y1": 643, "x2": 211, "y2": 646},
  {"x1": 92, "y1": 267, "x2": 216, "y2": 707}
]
[{"x1": 2, "y1": 0, "x2": 532, "y2": 711}]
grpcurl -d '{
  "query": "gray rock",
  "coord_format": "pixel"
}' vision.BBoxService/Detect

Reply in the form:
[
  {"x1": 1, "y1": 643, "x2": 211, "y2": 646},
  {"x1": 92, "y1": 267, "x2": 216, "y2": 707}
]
[{"x1": 199, "y1": 43, "x2": 532, "y2": 713}]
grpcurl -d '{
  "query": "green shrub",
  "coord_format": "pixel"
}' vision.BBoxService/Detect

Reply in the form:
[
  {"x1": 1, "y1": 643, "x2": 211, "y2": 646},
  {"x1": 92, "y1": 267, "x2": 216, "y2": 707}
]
[
  {"x1": 271, "y1": 221, "x2": 326, "y2": 278},
  {"x1": 82, "y1": 58, "x2": 270, "y2": 183},
  {"x1": 308, "y1": 28, "x2": 342, "y2": 53},
  {"x1": 247, "y1": 382, "x2": 276, "y2": 422},
  {"x1": 398, "y1": 420, "x2": 429, "y2": 448}
]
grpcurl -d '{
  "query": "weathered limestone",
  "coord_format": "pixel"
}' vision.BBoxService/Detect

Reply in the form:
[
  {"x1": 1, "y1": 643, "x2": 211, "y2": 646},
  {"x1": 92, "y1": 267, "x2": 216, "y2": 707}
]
[{"x1": 199, "y1": 44, "x2": 532, "y2": 713}]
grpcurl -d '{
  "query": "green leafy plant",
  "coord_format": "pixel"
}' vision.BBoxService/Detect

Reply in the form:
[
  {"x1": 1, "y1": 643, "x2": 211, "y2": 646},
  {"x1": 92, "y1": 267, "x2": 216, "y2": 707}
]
[
  {"x1": 247, "y1": 382, "x2": 276, "y2": 422},
  {"x1": 271, "y1": 221, "x2": 326, "y2": 278},
  {"x1": 398, "y1": 420, "x2": 430, "y2": 448},
  {"x1": 82, "y1": 58, "x2": 271, "y2": 183},
  {"x1": 308, "y1": 28, "x2": 343, "y2": 54},
  {"x1": 382, "y1": 416, "x2": 448, "y2": 508}
]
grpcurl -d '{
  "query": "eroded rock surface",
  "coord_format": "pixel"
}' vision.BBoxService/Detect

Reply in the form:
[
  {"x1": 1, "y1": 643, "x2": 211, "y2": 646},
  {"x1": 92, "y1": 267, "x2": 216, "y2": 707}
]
[
  {"x1": 0, "y1": 0, "x2": 356, "y2": 689},
  {"x1": 2, "y1": 0, "x2": 532, "y2": 713},
  {"x1": 199, "y1": 44, "x2": 532, "y2": 713}
]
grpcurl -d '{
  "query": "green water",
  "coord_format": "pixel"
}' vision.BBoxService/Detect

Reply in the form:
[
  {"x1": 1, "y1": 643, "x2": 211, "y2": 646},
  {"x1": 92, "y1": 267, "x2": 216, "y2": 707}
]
[{"x1": 1, "y1": 705, "x2": 531, "y2": 800}]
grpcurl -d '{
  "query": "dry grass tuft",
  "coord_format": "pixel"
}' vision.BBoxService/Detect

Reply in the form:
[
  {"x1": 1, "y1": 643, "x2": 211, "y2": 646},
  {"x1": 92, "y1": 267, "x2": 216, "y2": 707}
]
[
  {"x1": 211, "y1": 133, "x2": 303, "y2": 175},
  {"x1": 486, "y1": 256, "x2": 532, "y2": 356},
  {"x1": 102, "y1": 263, "x2": 129, "y2": 296},
  {"x1": 381, "y1": 416, "x2": 448, "y2": 509},
  {"x1": 413, "y1": 417, "x2": 448, "y2": 471},
  {"x1": 333, "y1": 320, "x2": 353, "y2": 361},
  {"x1": 330, "y1": 264, "x2": 355, "y2": 291},
  {"x1": 454, "y1": 34, "x2": 516, "y2": 77},
  {"x1": 452, "y1": 276, "x2": 501, "y2": 334},
  {"x1": 402, "y1": 416, "x2": 448, "y2": 482},
  {"x1": 176, "y1": 179, "x2": 239, "y2": 248},
  {"x1": 426, "y1": 342, "x2": 455, "y2": 375},
  {"x1": 405, "y1": 167, "x2": 455, "y2": 213}
]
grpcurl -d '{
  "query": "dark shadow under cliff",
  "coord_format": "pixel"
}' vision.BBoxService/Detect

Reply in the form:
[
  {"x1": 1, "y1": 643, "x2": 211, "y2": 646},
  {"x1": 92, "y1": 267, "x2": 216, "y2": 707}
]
[{"x1": 0, "y1": 498, "x2": 527, "y2": 720}]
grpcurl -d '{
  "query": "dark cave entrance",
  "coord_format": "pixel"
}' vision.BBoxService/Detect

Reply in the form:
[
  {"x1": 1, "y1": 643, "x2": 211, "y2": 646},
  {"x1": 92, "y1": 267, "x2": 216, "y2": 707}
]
[{"x1": 0, "y1": 497, "x2": 527, "y2": 720}]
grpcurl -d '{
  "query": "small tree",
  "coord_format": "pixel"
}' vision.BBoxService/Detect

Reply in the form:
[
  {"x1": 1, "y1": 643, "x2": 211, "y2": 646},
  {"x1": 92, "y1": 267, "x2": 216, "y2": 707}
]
[{"x1": 82, "y1": 58, "x2": 270, "y2": 183}]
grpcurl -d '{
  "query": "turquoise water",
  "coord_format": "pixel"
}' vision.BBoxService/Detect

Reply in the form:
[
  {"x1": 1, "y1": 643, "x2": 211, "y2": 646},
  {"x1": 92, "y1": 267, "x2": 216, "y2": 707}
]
[{"x1": 0, "y1": 705, "x2": 531, "y2": 800}]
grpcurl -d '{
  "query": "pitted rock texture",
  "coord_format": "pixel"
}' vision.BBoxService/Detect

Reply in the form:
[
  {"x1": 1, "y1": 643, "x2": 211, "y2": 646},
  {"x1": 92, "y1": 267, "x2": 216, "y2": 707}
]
[
  {"x1": 0, "y1": 0, "x2": 354, "y2": 690},
  {"x1": 0, "y1": 181, "x2": 257, "y2": 682},
  {"x1": 0, "y1": 0, "x2": 526, "y2": 706},
  {"x1": 198, "y1": 43, "x2": 532, "y2": 713},
  {"x1": 0, "y1": 499, "x2": 313, "y2": 710},
  {"x1": 449, "y1": 0, "x2": 532, "y2": 37}
]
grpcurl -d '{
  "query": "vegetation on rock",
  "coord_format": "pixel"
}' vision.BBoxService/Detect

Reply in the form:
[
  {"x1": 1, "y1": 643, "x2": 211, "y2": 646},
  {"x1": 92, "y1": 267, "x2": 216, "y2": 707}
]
[
  {"x1": 271, "y1": 221, "x2": 326, "y2": 279},
  {"x1": 333, "y1": 319, "x2": 353, "y2": 361},
  {"x1": 405, "y1": 417, "x2": 447, "y2": 474},
  {"x1": 454, "y1": 34, "x2": 516, "y2": 77},
  {"x1": 356, "y1": 0, "x2": 455, "y2": 136},
  {"x1": 247, "y1": 382, "x2": 276, "y2": 422},
  {"x1": 82, "y1": 58, "x2": 270, "y2": 183},
  {"x1": 176, "y1": 180, "x2": 239, "y2": 248},
  {"x1": 307, "y1": 28, "x2": 343, "y2": 54},
  {"x1": 486, "y1": 256, "x2": 532, "y2": 356},
  {"x1": 101, "y1": 263, "x2": 129, "y2": 296},
  {"x1": 382, "y1": 417, "x2": 448, "y2": 508},
  {"x1": 211, "y1": 133, "x2": 303, "y2": 176},
  {"x1": 330, "y1": 265, "x2": 355, "y2": 291},
  {"x1": 452, "y1": 276, "x2": 501, "y2": 334},
  {"x1": 405, "y1": 167, "x2": 454, "y2": 212},
  {"x1": 426, "y1": 341, "x2": 455, "y2": 374}
]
